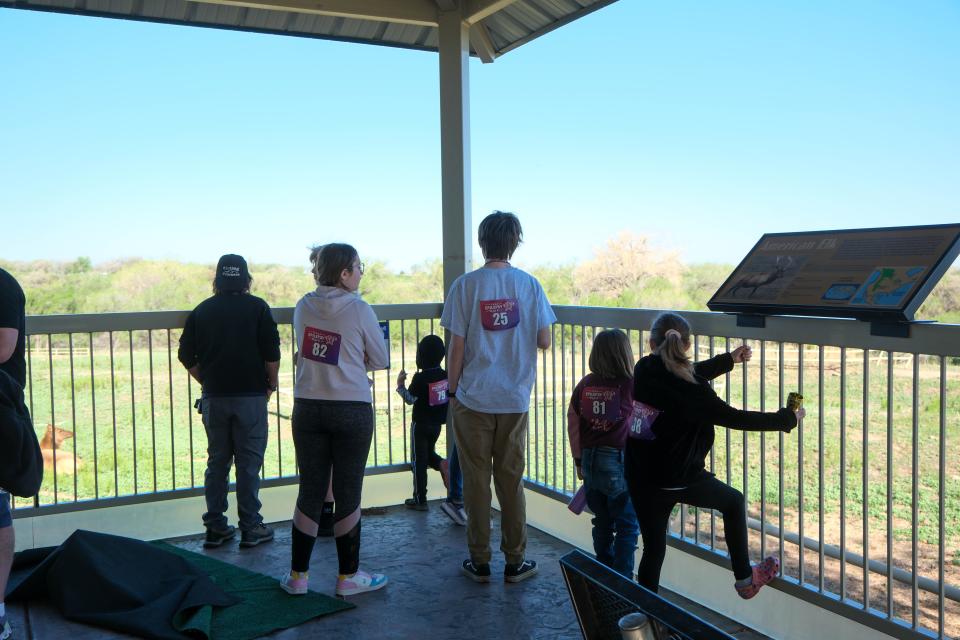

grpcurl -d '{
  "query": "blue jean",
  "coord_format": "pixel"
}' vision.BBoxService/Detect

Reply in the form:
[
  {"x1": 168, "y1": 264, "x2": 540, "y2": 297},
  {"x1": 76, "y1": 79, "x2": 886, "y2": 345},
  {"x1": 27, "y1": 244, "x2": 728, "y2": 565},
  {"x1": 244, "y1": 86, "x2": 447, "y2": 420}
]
[
  {"x1": 582, "y1": 446, "x2": 639, "y2": 577},
  {"x1": 0, "y1": 491, "x2": 10, "y2": 528},
  {"x1": 447, "y1": 443, "x2": 463, "y2": 504},
  {"x1": 201, "y1": 395, "x2": 268, "y2": 531}
]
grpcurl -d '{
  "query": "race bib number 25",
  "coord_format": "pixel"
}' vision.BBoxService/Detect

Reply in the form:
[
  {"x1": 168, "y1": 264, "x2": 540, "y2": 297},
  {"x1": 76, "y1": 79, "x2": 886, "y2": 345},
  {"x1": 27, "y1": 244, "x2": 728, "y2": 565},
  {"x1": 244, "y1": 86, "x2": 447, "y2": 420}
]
[
  {"x1": 302, "y1": 327, "x2": 342, "y2": 366},
  {"x1": 480, "y1": 298, "x2": 520, "y2": 331}
]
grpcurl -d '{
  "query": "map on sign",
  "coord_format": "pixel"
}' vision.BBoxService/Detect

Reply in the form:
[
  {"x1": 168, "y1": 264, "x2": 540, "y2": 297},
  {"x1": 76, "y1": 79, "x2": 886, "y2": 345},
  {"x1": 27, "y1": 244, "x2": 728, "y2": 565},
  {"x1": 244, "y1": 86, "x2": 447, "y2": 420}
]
[
  {"x1": 850, "y1": 267, "x2": 926, "y2": 307},
  {"x1": 707, "y1": 224, "x2": 960, "y2": 321}
]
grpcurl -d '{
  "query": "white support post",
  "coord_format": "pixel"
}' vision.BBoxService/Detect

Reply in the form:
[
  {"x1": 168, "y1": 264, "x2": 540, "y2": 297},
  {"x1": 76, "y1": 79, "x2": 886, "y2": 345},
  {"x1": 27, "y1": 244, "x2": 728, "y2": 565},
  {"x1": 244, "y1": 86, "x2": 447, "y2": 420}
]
[{"x1": 438, "y1": 8, "x2": 472, "y2": 298}]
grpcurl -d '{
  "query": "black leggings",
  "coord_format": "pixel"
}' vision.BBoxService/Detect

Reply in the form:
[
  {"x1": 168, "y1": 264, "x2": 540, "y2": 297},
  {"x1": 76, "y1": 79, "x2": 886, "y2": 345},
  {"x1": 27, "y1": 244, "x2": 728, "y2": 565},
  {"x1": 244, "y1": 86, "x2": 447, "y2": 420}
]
[
  {"x1": 628, "y1": 474, "x2": 751, "y2": 591},
  {"x1": 411, "y1": 421, "x2": 443, "y2": 502},
  {"x1": 291, "y1": 399, "x2": 373, "y2": 575}
]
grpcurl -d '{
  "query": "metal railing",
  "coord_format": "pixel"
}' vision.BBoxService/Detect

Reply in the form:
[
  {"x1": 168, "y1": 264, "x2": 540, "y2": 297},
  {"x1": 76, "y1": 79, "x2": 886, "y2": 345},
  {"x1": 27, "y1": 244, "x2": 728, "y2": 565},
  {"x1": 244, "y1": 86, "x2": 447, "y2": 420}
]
[
  {"x1": 13, "y1": 304, "x2": 443, "y2": 514},
  {"x1": 12, "y1": 303, "x2": 958, "y2": 639},
  {"x1": 527, "y1": 306, "x2": 958, "y2": 640}
]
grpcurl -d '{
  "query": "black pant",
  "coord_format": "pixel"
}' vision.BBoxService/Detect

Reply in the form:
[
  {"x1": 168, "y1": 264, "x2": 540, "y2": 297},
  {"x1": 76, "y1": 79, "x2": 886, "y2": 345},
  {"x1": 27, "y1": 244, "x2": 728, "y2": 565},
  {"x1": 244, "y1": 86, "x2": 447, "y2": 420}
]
[
  {"x1": 291, "y1": 399, "x2": 373, "y2": 575},
  {"x1": 627, "y1": 474, "x2": 751, "y2": 591},
  {"x1": 411, "y1": 421, "x2": 443, "y2": 502}
]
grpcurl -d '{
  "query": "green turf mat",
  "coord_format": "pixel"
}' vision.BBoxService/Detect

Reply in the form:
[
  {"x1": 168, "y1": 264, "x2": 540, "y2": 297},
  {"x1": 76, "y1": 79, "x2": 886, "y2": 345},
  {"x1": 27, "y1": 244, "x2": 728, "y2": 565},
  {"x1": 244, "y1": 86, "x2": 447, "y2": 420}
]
[{"x1": 153, "y1": 542, "x2": 354, "y2": 640}]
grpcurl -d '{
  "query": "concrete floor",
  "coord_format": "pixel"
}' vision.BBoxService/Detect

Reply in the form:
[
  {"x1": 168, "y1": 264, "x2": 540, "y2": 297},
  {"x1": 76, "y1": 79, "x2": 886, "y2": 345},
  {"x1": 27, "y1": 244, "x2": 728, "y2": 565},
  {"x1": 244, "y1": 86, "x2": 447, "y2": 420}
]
[{"x1": 6, "y1": 502, "x2": 771, "y2": 639}]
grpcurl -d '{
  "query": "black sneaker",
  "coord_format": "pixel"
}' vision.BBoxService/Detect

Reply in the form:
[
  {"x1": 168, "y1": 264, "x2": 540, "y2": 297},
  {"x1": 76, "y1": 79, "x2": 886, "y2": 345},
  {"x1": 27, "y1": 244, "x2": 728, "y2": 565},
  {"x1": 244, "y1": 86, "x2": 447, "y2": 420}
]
[
  {"x1": 240, "y1": 523, "x2": 274, "y2": 548},
  {"x1": 203, "y1": 524, "x2": 236, "y2": 548},
  {"x1": 405, "y1": 498, "x2": 429, "y2": 511},
  {"x1": 504, "y1": 559, "x2": 538, "y2": 583},
  {"x1": 318, "y1": 502, "x2": 334, "y2": 537},
  {"x1": 461, "y1": 559, "x2": 491, "y2": 583}
]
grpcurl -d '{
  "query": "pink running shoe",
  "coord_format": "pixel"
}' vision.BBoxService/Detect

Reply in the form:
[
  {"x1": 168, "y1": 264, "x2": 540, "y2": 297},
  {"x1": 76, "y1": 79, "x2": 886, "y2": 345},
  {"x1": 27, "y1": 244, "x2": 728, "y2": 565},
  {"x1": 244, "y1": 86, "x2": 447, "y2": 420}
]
[
  {"x1": 735, "y1": 556, "x2": 780, "y2": 599},
  {"x1": 336, "y1": 569, "x2": 388, "y2": 596},
  {"x1": 279, "y1": 572, "x2": 309, "y2": 595}
]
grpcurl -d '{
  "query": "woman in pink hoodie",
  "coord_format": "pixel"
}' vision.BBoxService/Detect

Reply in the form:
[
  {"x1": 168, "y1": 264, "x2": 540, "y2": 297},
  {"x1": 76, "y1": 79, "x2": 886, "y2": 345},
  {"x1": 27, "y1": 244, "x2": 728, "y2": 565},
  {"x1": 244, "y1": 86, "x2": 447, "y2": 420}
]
[{"x1": 280, "y1": 243, "x2": 390, "y2": 598}]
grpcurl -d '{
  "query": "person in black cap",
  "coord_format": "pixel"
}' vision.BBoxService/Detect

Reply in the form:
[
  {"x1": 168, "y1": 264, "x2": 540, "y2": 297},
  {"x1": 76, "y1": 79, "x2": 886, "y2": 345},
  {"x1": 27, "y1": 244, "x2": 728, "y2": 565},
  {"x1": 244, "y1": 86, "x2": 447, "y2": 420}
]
[{"x1": 178, "y1": 254, "x2": 281, "y2": 548}]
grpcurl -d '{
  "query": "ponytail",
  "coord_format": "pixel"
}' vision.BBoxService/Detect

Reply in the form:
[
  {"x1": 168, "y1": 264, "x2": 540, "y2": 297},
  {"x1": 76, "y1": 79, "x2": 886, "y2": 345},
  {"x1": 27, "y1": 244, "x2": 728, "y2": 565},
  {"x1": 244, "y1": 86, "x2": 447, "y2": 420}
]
[{"x1": 650, "y1": 313, "x2": 695, "y2": 383}]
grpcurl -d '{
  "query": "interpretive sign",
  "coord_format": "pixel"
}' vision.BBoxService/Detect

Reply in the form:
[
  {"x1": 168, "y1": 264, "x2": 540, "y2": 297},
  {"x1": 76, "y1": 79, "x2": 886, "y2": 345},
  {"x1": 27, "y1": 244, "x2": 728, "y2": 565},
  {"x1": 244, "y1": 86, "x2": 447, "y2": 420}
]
[{"x1": 708, "y1": 224, "x2": 960, "y2": 321}]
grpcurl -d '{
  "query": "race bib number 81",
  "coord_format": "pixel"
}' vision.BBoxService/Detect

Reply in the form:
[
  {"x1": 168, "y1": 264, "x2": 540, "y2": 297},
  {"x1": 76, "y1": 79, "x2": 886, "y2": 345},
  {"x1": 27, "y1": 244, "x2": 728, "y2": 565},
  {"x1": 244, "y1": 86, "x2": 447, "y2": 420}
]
[
  {"x1": 582, "y1": 386, "x2": 621, "y2": 428},
  {"x1": 302, "y1": 326, "x2": 342, "y2": 366},
  {"x1": 480, "y1": 298, "x2": 520, "y2": 331}
]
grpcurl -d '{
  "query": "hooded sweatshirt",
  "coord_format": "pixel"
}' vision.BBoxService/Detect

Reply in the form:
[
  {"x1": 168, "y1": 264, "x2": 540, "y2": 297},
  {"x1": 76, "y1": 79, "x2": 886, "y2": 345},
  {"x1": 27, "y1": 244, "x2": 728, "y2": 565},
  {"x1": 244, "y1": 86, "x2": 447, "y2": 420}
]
[
  {"x1": 405, "y1": 335, "x2": 448, "y2": 425},
  {"x1": 627, "y1": 352, "x2": 796, "y2": 488},
  {"x1": 293, "y1": 286, "x2": 389, "y2": 403}
]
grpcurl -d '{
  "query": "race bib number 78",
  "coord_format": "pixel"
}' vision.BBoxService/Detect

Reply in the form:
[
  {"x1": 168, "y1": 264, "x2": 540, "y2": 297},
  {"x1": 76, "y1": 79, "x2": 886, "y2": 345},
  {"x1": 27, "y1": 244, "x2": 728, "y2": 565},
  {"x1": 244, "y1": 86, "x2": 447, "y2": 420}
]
[
  {"x1": 480, "y1": 298, "x2": 520, "y2": 331},
  {"x1": 302, "y1": 327, "x2": 342, "y2": 366}
]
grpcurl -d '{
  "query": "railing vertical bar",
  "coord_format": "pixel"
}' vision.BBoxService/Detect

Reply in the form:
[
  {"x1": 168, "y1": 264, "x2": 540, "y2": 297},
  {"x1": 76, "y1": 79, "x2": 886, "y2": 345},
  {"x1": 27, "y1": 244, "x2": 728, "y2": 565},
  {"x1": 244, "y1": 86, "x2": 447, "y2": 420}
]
[
  {"x1": 89, "y1": 333, "x2": 99, "y2": 499},
  {"x1": 533, "y1": 341, "x2": 539, "y2": 484},
  {"x1": 862, "y1": 349, "x2": 870, "y2": 610},
  {"x1": 551, "y1": 323, "x2": 558, "y2": 490},
  {"x1": 818, "y1": 344, "x2": 825, "y2": 592},
  {"x1": 938, "y1": 356, "x2": 946, "y2": 639},
  {"x1": 709, "y1": 336, "x2": 716, "y2": 550},
  {"x1": 401, "y1": 320, "x2": 408, "y2": 463},
  {"x1": 760, "y1": 340, "x2": 766, "y2": 559},
  {"x1": 148, "y1": 330, "x2": 157, "y2": 492},
  {"x1": 840, "y1": 346, "x2": 847, "y2": 600},
  {"x1": 48, "y1": 334, "x2": 58, "y2": 503},
  {"x1": 572, "y1": 324, "x2": 579, "y2": 490},
  {"x1": 742, "y1": 339, "x2": 749, "y2": 536},
  {"x1": 130, "y1": 330, "x2": 138, "y2": 494},
  {"x1": 561, "y1": 323, "x2": 567, "y2": 493},
  {"x1": 109, "y1": 332, "x2": 118, "y2": 497},
  {"x1": 291, "y1": 324, "x2": 298, "y2": 476},
  {"x1": 187, "y1": 374, "x2": 195, "y2": 487},
  {"x1": 167, "y1": 329, "x2": 176, "y2": 489},
  {"x1": 68, "y1": 333, "x2": 78, "y2": 502},
  {"x1": 26, "y1": 332, "x2": 35, "y2": 417},
  {"x1": 911, "y1": 353, "x2": 919, "y2": 629},
  {"x1": 725, "y1": 337, "x2": 731, "y2": 490},
  {"x1": 694, "y1": 334, "x2": 701, "y2": 543},
  {"x1": 387, "y1": 320, "x2": 393, "y2": 466},
  {"x1": 886, "y1": 351, "x2": 894, "y2": 619},
  {"x1": 778, "y1": 341, "x2": 785, "y2": 574},
  {"x1": 542, "y1": 337, "x2": 549, "y2": 484},
  {"x1": 798, "y1": 342, "x2": 805, "y2": 585}
]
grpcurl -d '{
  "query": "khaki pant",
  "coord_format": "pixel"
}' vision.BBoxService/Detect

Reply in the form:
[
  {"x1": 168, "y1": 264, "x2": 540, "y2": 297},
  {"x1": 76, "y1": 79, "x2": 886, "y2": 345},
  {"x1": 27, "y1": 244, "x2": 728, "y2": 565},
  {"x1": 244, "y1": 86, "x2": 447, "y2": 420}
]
[{"x1": 451, "y1": 399, "x2": 528, "y2": 565}]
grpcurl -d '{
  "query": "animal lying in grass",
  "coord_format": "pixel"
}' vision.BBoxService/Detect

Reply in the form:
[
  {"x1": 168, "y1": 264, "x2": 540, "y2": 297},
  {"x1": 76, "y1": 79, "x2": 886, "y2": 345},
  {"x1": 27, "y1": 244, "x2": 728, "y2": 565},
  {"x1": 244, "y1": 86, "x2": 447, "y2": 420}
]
[{"x1": 39, "y1": 424, "x2": 82, "y2": 474}]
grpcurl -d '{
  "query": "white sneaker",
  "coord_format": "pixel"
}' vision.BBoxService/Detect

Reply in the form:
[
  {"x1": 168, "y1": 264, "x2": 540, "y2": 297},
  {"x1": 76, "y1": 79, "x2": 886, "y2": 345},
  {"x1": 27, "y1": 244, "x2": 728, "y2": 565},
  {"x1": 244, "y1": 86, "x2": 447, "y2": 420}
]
[
  {"x1": 441, "y1": 501, "x2": 467, "y2": 526},
  {"x1": 1, "y1": 616, "x2": 11, "y2": 640},
  {"x1": 335, "y1": 569, "x2": 388, "y2": 596},
  {"x1": 279, "y1": 572, "x2": 309, "y2": 595}
]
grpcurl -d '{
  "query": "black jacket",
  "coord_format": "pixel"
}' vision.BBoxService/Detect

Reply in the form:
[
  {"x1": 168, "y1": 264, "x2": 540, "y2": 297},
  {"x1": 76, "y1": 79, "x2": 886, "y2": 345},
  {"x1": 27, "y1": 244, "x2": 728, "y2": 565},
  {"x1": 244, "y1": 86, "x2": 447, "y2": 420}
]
[
  {"x1": 627, "y1": 353, "x2": 796, "y2": 488},
  {"x1": 178, "y1": 293, "x2": 281, "y2": 396},
  {"x1": 0, "y1": 369, "x2": 43, "y2": 497}
]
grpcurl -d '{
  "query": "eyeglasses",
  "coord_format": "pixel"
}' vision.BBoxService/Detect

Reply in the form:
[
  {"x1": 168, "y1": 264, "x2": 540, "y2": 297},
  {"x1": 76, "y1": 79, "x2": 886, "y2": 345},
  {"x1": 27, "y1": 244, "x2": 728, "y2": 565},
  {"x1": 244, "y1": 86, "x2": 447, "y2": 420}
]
[{"x1": 352, "y1": 262, "x2": 365, "y2": 275}]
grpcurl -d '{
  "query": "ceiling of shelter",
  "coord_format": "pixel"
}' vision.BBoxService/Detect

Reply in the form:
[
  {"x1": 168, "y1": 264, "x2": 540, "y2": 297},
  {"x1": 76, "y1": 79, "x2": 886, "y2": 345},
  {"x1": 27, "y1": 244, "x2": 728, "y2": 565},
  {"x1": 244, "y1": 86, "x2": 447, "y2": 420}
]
[{"x1": 0, "y1": 0, "x2": 617, "y2": 62}]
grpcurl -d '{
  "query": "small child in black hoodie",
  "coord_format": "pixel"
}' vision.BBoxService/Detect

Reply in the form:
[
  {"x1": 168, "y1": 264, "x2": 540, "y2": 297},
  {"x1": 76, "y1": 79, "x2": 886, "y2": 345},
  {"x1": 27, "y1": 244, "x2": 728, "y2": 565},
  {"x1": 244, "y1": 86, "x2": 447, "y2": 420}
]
[{"x1": 396, "y1": 335, "x2": 450, "y2": 510}]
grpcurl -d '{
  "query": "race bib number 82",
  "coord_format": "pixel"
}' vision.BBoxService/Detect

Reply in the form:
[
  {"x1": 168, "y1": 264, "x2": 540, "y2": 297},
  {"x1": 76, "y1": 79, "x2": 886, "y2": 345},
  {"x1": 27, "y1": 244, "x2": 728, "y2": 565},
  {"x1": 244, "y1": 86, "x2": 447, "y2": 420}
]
[
  {"x1": 302, "y1": 327, "x2": 342, "y2": 366},
  {"x1": 480, "y1": 298, "x2": 520, "y2": 331}
]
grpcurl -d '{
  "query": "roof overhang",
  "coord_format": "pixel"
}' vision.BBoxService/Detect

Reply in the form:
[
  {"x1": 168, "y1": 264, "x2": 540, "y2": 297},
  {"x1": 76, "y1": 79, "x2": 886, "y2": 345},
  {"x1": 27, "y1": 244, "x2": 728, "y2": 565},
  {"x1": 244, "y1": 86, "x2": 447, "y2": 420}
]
[{"x1": 0, "y1": 0, "x2": 619, "y2": 62}]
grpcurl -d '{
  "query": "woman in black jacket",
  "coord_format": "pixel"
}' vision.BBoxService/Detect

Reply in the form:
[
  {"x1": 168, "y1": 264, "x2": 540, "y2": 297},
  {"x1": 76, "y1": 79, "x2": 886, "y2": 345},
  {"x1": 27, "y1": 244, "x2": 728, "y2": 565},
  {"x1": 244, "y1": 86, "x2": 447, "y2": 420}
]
[{"x1": 626, "y1": 312, "x2": 804, "y2": 599}]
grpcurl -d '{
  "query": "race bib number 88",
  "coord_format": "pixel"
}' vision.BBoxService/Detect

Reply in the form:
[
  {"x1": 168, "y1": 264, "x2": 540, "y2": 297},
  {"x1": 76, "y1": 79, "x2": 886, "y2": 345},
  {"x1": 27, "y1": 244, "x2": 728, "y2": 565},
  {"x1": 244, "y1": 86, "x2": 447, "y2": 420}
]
[
  {"x1": 480, "y1": 298, "x2": 520, "y2": 331},
  {"x1": 302, "y1": 326, "x2": 342, "y2": 366}
]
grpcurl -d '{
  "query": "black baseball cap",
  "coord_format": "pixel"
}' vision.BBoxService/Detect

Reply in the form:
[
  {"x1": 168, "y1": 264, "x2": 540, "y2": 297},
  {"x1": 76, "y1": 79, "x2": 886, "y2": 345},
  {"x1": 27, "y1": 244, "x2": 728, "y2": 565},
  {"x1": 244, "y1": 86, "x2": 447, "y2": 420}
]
[{"x1": 215, "y1": 254, "x2": 251, "y2": 292}]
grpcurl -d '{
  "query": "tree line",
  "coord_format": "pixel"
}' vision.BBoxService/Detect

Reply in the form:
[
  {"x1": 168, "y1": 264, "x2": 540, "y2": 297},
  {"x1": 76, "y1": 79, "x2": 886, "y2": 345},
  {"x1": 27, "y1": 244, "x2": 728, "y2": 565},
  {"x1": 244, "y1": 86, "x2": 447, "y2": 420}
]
[{"x1": 4, "y1": 232, "x2": 959, "y2": 322}]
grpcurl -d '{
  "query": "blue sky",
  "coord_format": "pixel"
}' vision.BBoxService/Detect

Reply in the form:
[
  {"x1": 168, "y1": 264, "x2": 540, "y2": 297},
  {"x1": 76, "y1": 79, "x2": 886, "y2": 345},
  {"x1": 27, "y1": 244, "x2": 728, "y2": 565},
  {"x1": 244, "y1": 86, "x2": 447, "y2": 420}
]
[{"x1": 1, "y1": 1, "x2": 958, "y2": 270}]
